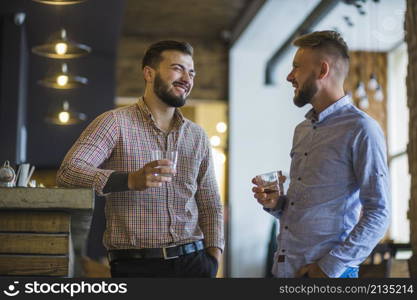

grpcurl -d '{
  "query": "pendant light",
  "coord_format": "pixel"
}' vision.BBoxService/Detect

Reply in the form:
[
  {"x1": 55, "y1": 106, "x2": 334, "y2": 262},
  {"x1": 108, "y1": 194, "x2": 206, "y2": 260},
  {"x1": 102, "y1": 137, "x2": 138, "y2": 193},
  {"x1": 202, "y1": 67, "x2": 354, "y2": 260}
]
[
  {"x1": 367, "y1": 73, "x2": 379, "y2": 91},
  {"x1": 359, "y1": 96, "x2": 370, "y2": 110},
  {"x1": 374, "y1": 85, "x2": 384, "y2": 102},
  {"x1": 355, "y1": 81, "x2": 366, "y2": 98},
  {"x1": 46, "y1": 101, "x2": 87, "y2": 125},
  {"x1": 32, "y1": 29, "x2": 91, "y2": 59},
  {"x1": 38, "y1": 63, "x2": 87, "y2": 89},
  {"x1": 32, "y1": 0, "x2": 86, "y2": 5}
]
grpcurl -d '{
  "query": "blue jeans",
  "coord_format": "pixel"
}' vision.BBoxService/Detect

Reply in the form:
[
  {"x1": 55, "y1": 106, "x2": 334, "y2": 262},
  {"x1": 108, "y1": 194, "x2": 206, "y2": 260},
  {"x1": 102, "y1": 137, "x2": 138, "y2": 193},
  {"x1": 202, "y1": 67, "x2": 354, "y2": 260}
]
[{"x1": 339, "y1": 267, "x2": 359, "y2": 278}]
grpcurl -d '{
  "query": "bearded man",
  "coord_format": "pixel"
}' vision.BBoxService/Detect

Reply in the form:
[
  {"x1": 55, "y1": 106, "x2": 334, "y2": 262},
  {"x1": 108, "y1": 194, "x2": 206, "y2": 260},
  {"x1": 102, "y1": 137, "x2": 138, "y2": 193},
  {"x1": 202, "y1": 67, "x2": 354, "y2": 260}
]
[
  {"x1": 57, "y1": 41, "x2": 223, "y2": 278},
  {"x1": 252, "y1": 31, "x2": 389, "y2": 278}
]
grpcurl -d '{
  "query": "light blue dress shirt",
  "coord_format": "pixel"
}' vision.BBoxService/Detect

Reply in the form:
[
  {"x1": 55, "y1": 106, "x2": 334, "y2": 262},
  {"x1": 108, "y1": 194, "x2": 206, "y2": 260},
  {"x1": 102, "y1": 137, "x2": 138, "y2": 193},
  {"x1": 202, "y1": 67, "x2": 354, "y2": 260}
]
[{"x1": 266, "y1": 96, "x2": 390, "y2": 278}]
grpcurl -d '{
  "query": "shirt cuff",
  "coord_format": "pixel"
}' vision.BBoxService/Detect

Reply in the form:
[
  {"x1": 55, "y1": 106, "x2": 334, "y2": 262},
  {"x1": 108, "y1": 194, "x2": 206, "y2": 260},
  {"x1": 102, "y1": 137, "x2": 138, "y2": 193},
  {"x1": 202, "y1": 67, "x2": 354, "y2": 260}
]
[
  {"x1": 317, "y1": 254, "x2": 347, "y2": 278},
  {"x1": 103, "y1": 171, "x2": 129, "y2": 193},
  {"x1": 93, "y1": 169, "x2": 116, "y2": 196},
  {"x1": 263, "y1": 195, "x2": 287, "y2": 217}
]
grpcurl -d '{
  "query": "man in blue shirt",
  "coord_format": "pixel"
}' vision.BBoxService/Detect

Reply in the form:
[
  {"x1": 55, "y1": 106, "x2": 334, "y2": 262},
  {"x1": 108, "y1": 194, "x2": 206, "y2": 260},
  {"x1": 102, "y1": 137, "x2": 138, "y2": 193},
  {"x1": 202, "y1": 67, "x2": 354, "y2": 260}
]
[{"x1": 252, "y1": 31, "x2": 390, "y2": 278}]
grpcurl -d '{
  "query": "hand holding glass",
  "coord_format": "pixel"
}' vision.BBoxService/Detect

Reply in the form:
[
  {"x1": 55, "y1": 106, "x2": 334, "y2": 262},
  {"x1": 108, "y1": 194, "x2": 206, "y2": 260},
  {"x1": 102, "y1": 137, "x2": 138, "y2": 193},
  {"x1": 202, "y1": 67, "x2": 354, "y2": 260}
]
[
  {"x1": 151, "y1": 150, "x2": 178, "y2": 178},
  {"x1": 255, "y1": 170, "x2": 286, "y2": 195}
]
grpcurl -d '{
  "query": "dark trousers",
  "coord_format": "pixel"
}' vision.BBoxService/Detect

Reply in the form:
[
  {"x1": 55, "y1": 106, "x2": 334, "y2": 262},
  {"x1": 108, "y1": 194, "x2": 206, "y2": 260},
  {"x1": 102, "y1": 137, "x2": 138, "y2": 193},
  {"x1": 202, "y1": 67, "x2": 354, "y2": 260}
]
[{"x1": 110, "y1": 249, "x2": 218, "y2": 278}]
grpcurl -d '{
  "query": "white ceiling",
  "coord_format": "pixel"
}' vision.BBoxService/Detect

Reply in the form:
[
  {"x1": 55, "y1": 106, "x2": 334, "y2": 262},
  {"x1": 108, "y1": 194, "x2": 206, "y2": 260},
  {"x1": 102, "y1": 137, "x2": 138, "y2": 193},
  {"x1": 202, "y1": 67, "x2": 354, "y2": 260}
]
[
  {"x1": 236, "y1": 0, "x2": 405, "y2": 54},
  {"x1": 315, "y1": 0, "x2": 406, "y2": 52},
  {"x1": 232, "y1": 0, "x2": 321, "y2": 54}
]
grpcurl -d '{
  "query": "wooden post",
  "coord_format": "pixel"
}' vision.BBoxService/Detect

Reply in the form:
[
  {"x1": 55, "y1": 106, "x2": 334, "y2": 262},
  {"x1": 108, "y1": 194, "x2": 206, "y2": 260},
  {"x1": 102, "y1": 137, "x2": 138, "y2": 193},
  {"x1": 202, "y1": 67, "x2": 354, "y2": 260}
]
[{"x1": 405, "y1": 0, "x2": 417, "y2": 278}]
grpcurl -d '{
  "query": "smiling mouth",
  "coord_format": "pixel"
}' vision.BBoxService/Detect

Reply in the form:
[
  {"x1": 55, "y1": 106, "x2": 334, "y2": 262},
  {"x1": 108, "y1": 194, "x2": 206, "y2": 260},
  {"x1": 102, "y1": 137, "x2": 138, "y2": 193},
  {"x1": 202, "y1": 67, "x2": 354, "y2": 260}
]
[{"x1": 173, "y1": 82, "x2": 189, "y2": 93}]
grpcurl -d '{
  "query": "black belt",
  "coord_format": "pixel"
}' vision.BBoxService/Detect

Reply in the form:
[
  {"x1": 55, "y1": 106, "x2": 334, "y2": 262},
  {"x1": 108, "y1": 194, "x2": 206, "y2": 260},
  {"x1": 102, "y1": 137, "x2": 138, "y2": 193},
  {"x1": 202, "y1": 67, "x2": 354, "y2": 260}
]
[{"x1": 108, "y1": 240, "x2": 205, "y2": 261}]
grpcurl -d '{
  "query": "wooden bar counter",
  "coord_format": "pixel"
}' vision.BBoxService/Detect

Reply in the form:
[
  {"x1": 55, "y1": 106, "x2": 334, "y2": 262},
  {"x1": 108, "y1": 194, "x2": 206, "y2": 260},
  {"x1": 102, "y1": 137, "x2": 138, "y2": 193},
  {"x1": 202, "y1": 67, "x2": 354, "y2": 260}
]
[{"x1": 0, "y1": 187, "x2": 94, "y2": 277}]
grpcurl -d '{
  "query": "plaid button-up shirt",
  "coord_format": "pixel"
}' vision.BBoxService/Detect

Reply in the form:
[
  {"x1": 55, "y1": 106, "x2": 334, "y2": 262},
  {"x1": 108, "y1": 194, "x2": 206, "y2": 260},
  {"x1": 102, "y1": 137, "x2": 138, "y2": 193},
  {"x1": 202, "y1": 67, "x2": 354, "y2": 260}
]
[{"x1": 57, "y1": 98, "x2": 224, "y2": 251}]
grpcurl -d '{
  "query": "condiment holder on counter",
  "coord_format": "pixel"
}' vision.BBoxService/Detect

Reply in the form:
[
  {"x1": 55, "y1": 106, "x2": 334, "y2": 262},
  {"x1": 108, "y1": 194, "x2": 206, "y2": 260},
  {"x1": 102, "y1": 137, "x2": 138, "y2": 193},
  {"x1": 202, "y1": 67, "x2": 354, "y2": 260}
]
[
  {"x1": 17, "y1": 163, "x2": 35, "y2": 187},
  {"x1": 0, "y1": 161, "x2": 16, "y2": 187},
  {"x1": 0, "y1": 161, "x2": 35, "y2": 187}
]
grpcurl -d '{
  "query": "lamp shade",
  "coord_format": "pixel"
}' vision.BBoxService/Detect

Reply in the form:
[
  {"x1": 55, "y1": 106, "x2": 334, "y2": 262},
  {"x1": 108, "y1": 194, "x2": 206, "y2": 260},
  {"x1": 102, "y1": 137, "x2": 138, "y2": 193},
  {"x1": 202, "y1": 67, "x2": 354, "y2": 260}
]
[
  {"x1": 38, "y1": 63, "x2": 88, "y2": 89},
  {"x1": 45, "y1": 101, "x2": 87, "y2": 125},
  {"x1": 32, "y1": 0, "x2": 87, "y2": 5},
  {"x1": 32, "y1": 29, "x2": 91, "y2": 59}
]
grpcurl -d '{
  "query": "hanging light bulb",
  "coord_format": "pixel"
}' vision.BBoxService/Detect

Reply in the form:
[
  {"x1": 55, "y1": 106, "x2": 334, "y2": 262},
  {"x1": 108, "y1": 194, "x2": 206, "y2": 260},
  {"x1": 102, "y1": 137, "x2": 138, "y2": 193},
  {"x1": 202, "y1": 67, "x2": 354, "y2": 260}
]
[
  {"x1": 32, "y1": 29, "x2": 91, "y2": 59},
  {"x1": 374, "y1": 85, "x2": 384, "y2": 102},
  {"x1": 368, "y1": 73, "x2": 379, "y2": 91},
  {"x1": 359, "y1": 96, "x2": 370, "y2": 110},
  {"x1": 55, "y1": 42, "x2": 68, "y2": 55},
  {"x1": 58, "y1": 111, "x2": 70, "y2": 124},
  {"x1": 58, "y1": 102, "x2": 70, "y2": 123},
  {"x1": 46, "y1": 101, "x2": 87, "y2": 125},
  {"x1": 38, "y1": 63, "x2": 88, "y2": 89},
  {"x1": 56, "y1": 64, "x2": 69, "y2": 86},
  {"x1": 355, "y1": 81, "x2": 366, "y2": 98},
  {"x1": 57, "y1": 74, "x2": 69, "y2": 86}
]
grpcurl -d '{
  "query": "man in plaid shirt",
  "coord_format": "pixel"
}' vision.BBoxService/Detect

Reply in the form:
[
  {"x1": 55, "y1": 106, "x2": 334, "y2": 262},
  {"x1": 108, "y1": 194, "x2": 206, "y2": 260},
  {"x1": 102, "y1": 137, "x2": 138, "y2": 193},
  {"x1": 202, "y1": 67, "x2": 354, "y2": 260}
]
[{"x1": 57, "y1": 41, "x2": 224, "y2": 277}]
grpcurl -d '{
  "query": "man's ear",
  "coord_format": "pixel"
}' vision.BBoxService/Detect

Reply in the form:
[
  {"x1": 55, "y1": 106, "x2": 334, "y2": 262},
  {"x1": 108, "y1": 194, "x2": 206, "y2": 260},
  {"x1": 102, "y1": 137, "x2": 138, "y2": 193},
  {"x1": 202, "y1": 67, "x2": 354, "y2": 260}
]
[
  {"x1": 318, "y1": 61, "x2": 330, "y2": 79},
  {"x1": 143, "y1": 66, "x2": 155, "y2": 83}
]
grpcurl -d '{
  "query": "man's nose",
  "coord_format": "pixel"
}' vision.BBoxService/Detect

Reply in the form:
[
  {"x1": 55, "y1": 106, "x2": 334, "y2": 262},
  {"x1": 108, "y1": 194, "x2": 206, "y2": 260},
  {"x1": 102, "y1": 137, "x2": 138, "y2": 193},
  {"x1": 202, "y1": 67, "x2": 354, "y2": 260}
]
[
  {"x1": 181, "y1": 71, "x2": 192, "y2": 83},
  {"x1": 286, "y1": 72, "x2": 293, "y2": 82}
]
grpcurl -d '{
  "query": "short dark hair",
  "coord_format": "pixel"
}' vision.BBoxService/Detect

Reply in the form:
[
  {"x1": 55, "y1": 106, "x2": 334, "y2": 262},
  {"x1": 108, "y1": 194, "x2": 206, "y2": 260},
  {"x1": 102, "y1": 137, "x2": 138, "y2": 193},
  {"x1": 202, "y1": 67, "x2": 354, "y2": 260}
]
[
  {"x1": 293, "y1": 30, "x2": 349, "y2": 61},
  {"x1": 142, "y1": 40, "x2": 193, "y2": 70}
]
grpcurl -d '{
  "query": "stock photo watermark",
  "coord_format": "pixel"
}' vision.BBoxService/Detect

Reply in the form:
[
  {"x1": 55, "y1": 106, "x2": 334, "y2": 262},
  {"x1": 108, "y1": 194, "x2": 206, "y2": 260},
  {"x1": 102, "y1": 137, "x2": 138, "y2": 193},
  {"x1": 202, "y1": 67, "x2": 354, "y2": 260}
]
[{"x1": 2, "y1": 280, "x2": 128, "y2": 297}]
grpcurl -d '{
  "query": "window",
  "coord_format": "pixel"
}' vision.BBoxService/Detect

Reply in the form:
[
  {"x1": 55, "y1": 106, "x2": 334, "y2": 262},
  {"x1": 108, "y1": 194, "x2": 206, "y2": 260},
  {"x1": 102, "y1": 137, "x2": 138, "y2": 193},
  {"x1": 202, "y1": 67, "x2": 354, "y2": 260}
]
[{"x1": 387, "y1": 43, "x2": 410, "y2": 243}]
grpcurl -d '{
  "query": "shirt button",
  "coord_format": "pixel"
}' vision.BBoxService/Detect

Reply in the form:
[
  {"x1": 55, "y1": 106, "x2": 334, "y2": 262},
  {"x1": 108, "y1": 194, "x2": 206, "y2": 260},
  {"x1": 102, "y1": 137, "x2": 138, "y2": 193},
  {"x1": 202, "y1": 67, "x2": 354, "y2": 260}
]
[
  {"x1": 304, "y1": 152, "x2": 308, "y2": 156},
  {"x1": 290, "y1": 202, "x2": 294, "y2": 206},
  {"x1": 282, "y1": 249, "x2": 286, "y2": 253},
  {"x1": 313, "y1": 126, "x2": 317, "y2": 129},
  {"x1": 284, "y1": 226, "x2": 288, "y2": 230},
  {"x1": 297, "y1": 177, "x2": 301, "y2": 181}
]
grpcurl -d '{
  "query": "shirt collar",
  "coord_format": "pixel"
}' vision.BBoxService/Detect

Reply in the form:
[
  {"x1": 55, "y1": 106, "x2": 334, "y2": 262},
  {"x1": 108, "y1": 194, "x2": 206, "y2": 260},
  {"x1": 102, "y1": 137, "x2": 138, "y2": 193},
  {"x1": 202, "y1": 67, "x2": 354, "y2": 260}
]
[
  {"x1": 305, "y1": 95, "x2": 351, "y2": 123},
  {"x1": 136, "y1": 96, "x2": 185, "y2": 131}
]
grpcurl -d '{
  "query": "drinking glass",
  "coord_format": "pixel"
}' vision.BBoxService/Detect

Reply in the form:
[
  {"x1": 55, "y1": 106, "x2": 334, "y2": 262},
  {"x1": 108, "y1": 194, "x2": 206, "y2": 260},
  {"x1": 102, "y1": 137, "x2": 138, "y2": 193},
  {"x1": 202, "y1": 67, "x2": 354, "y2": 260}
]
[
  {"x1": 255, "y1": 170, "x2": 285, "y2": 195},
  {"x1": 151, "y1": 150, "x2": 178, "y2": 177}
]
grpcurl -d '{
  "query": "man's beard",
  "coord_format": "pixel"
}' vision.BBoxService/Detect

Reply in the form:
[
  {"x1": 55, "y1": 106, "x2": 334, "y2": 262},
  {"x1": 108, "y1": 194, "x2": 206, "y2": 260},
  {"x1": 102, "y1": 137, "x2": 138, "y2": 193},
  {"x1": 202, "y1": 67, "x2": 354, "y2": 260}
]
[
  {"x1": 154, "y1": 74, "x2": 188, "y2": 108},
  {"x1": 293, "y1": 72, "x2": 318, "y2": 108}
]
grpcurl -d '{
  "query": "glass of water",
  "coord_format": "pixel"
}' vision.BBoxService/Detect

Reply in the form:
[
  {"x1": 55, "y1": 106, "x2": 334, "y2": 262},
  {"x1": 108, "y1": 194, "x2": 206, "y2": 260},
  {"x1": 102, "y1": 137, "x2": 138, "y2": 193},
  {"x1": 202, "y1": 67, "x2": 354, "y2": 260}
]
[
  {"x1": 255, "y1": 170, "x2": 285, "y2": 195},
  {"x1": 151, "y1": 150, "x2": 178, "y2": 178}
]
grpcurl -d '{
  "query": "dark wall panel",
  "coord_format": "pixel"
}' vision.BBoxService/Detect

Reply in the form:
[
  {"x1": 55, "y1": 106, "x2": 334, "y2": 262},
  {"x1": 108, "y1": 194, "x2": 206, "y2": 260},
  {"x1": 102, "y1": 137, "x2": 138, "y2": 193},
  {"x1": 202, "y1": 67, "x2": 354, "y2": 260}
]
[
  {"x1": 0, "y1": 0, "x2": 125, "y2": 168},
  {"x1": 0, "y1": 13, "x2": 28, "y2": 166}
]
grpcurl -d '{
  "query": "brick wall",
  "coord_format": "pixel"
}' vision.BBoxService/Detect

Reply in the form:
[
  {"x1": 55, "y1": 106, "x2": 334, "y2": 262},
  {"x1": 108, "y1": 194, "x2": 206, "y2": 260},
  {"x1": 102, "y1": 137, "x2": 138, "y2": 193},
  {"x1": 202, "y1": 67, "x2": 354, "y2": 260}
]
[{"x1": 405, "y1": 0, "x2": 417, "y2": 278}]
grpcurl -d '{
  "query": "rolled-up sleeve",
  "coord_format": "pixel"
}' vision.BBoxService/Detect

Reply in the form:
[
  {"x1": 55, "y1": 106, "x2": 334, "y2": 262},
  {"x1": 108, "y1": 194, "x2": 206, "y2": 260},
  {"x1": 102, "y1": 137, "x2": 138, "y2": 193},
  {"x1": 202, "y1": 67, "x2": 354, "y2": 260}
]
[
  {"x1": 57, "y1": 110, "x2": 119, "y2": 196},
  {"x1": 318, "y1": 120, "x2": 390, "y2": 277},
  {"x1": 194, "y1": 135, "x2": 224, "y2": 251}
]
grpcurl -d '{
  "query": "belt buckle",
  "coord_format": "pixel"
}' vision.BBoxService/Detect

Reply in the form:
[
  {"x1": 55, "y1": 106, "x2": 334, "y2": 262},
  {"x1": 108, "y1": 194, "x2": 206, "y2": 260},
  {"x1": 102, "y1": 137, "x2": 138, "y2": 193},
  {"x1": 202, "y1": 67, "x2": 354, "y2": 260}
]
[{"x1": 162, "y1": 245, "x2": 179, "y2": 260}]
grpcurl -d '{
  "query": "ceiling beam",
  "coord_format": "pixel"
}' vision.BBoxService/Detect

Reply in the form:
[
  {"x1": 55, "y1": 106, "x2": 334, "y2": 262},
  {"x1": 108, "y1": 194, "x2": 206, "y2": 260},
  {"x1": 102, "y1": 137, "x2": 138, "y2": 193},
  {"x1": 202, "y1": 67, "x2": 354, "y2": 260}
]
[
  {"x1": 265, "y1": 0, "x2": 341, "y2": 85},
  {"x1": 229, "y1": 0, "x2": 267, "y2": 46}
]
